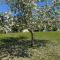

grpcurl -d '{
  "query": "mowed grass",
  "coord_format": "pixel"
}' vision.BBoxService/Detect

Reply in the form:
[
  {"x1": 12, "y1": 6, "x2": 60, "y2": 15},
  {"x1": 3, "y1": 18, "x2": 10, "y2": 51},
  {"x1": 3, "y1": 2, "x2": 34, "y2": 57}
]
[
  {"x1": 34, "y1": 31, "x2": 60, "y2": 41},
  {"x1": 0, "y1": 31, "x2": 60, "y2": 40},
  {"x1": 0, "y1": 31, "x2": 60, "y2": 60},
  {"x1": 0, "y1": 32, "x2": 31, "y2": 40}
]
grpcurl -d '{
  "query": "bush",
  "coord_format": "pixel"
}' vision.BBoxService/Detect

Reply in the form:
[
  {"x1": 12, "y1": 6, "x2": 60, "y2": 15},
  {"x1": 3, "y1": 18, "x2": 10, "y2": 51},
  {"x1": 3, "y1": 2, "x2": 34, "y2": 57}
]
[
  {"x1": 47, "y1": 25, "x2": 57, "y2": 31},
  {"x1": 52, "y1": 26, "x2": 57, "y2": 31},
  {"x1": 39, "y1": 26, "x2": 44, "y2": 31},
  {"x1": 11, "y1": 25, "x2": 19, "y2": 32},
  {"x1": 0, "y1": 26, "x2": 4, "y2": 34}
]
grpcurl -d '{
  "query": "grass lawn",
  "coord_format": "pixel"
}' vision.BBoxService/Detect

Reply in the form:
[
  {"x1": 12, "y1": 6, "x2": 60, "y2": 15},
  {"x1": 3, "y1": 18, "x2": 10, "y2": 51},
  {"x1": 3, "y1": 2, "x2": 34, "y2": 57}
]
[
  {"x1": 0, "y1": 31, "x2": 60, "y2": 40},
  {"x1": 0, "y1": 31, "x2": 60, "y2": 60}
]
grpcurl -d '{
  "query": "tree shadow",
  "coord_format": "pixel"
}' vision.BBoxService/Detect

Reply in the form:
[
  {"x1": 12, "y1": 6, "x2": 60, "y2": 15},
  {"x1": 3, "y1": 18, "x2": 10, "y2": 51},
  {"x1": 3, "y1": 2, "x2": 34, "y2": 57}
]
[
  {"x1": 0, "y1": 37, "x2": 50, "y2": 59},
  {"x1": 34, "y1": 39, "x2": 49, "y2": 47}
]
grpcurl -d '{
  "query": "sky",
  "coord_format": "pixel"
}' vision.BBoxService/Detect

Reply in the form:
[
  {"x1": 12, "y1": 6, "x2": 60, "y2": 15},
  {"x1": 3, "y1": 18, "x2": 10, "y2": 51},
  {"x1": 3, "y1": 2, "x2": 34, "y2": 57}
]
[
  {"x1": 0, "y1": 0, "x2": 52, "y2": 13},
  {"x1": 0, "y1": 0, "x2": 10, "y2": 13},
  {"x1": 36, "y1": 0, "x2": 52, "y2": 7}
]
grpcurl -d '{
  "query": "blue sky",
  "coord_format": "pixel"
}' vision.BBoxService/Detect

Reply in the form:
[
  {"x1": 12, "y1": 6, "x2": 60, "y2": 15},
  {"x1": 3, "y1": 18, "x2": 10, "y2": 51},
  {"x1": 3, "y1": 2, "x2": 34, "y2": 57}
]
[
  {"x1": 0, "y1": 0, "x2": 10, "y2": 13},
  {"x1": 36, "y1": 0, "x2": 52, "y2": 7},
  {"x1": 0, "y1": 4, "x2": 9, "y2": 13},
  {"x1": 0, "y1": 0, "x2": 52, "y2": 13}
]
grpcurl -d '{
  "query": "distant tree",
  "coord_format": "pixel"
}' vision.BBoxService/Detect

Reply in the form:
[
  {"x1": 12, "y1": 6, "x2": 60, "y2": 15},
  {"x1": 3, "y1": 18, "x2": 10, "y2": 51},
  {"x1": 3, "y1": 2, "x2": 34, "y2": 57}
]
[
  {"x1": 0, "y1": 14, "x2": 4, "y2": 26},
  {"x1": 0, "y1": 12, "x2": 14, "y2": 33},
  {"x1": 36, "y1": 0, "x2": 60, "y2": 31}
]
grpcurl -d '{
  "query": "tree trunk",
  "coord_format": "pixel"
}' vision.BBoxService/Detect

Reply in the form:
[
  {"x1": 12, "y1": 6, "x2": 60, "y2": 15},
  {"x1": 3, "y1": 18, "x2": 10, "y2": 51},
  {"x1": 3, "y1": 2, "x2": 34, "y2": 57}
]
[{"x1": 28, "y1": 29, "x2": 34, "y2": 47}]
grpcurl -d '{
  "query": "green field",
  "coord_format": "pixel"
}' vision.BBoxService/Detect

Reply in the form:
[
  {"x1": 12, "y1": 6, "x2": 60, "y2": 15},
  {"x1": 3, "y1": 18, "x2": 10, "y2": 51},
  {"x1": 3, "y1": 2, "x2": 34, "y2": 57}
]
[
  {"x1": 0, "y1": 31, "x2": 60, "y2": 40},
  {"x1": 0, "y1": 31, "x2": 60, "y2": 60},
  {"x1": 0, "y1": 31, "x2": 60, "y2": 43}
]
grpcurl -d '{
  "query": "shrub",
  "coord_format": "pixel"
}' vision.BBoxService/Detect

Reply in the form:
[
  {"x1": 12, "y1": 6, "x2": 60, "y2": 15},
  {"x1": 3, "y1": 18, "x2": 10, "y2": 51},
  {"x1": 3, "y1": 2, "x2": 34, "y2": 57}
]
[
  {"x1": 47, "y1": 25, "x2": 57, "y2": 31},
  {"x1": 0, "y1": 26, "x2": 4, "y2": 34},
  {"x1": 11, "y1": 25, "x2": 19, "y2": 32}
]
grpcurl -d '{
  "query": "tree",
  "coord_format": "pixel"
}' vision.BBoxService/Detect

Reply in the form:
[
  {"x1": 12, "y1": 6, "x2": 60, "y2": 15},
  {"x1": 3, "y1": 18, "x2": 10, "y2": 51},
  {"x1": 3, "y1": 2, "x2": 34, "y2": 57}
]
[
  {"x1": 0, "y1": 12, "x2": 14, "y2": 33},
  {"x1": 36, "y1": 0, "x2": 60, "y2": 31},
  {"x1": 6, "y1": 0, "x2": 60, "y2": 46},
  {"x1": 6, "y1": 0, "x2": 37, "y2": 46}
]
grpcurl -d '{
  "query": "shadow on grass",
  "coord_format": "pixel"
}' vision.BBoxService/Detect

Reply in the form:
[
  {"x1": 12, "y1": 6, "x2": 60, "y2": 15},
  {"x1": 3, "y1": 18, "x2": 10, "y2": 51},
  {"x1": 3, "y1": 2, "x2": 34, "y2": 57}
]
[{"x1": 0, "y1": 37, "x2": 50, "y2": 59}]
